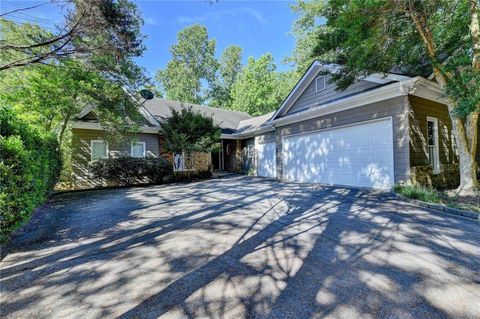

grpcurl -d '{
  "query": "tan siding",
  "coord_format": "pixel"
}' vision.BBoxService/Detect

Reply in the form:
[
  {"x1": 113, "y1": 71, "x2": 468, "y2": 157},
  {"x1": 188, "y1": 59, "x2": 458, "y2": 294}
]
[
  {"x1": 285, "y1": 73, "x2": 380, "y2": 116},
  {"x1": 276, "y1": 96, "x2": 409, "y2": 184},
  {"x1": 408, "y1": 95, "x2": 457, "y2": 167},
  {"x1": 71, "y1": 129, "x2": 160, "y2": 188}
]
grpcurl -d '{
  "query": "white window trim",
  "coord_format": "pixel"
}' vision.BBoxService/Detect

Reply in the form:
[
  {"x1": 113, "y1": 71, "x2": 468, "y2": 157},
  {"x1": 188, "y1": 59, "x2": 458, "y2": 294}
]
[
  {"x1": 315, "y1": 75, "x2": 326, "y2": 93},
  {"x1": 130, "y1": 141, "x2": 146, "y2": 158},
  {"x1": 426, "y1": 116, "x2": 441, "y2": 174},
  {"x1": 173, "y1": 151, "x2": 187, "y2": 172},
  {"x1": 247, "y1": 144, "x2": 254, "y2": 159},
  {"x1": 90, "y1": 140, "x2": 109, "y2": 161}
]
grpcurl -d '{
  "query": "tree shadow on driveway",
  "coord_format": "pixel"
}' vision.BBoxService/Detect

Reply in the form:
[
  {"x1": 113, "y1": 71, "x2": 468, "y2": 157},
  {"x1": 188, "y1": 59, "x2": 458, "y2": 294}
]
[{"x1": 1, "y1": 175, "x2": 479, "y2": 318}]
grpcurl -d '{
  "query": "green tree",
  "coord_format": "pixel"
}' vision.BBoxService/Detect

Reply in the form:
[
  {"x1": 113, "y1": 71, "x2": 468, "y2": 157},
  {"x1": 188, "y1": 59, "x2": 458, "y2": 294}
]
[
  {"x1": 209, "y1": 45, "x2": 243, "y2": 107},
  {"x1": 291, "y1": 0, "x2": 479, "y2": 194},
  {"x1": 160, "y1": 107, "x2": 220, "y2": 179},
  {"x1": 0, "y1": 0, "x2": 145, "y2": 73},
  {"x1": 287, "y1": 1, "x2": 326, "y2": 74},
  {"x1": 156, "y1": 24, "x2": 218, "y2": 104},
  {"x1": 231, "y1": 54, "x2": 294, "y2": 116},
  {"x1": 274, "y1": 70, "x2": 298, "y2": 107},
  {"x1": 0, "y1": 20, "x2": 148, "y2": 142}
]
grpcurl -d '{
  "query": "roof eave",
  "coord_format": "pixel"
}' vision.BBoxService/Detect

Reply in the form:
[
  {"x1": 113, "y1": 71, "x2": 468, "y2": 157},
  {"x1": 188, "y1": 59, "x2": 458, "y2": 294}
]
[
  {"x1": 71, "y1": 121, "x2": 160, "y2": 134},
  {"x1": 270, "y1": 61, "x2": 413, "y2": 122},
  {"x1": 271, "y1": 77, "x2": 444, "y2": 128}
]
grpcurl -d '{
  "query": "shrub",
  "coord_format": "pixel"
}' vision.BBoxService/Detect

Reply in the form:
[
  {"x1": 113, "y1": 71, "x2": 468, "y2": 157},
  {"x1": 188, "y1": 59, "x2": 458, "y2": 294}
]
[
  {"x1": 173, "y1": 168, "x2": 212, "y2": 182},
  {"x1": 393, "y1": 184, "x2": 441, "y2": 203},
  {"x1": 0, "y1": 106, "x2": 62, "y2": 241},
  {"x1": 89, "y1": 157, "x2": 173, "y2": 186}
]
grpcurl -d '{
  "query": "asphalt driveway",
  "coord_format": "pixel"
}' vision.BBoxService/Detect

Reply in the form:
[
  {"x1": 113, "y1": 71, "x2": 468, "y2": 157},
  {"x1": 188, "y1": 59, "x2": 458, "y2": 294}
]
[{"x1": 1, "y1": 174, "x2": 479, "y2": 319}]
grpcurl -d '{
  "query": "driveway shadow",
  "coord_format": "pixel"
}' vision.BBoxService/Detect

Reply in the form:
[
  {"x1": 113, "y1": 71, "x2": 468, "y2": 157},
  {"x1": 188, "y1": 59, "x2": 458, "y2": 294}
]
[{"x1": 1, "y1": 175, "x2": 479, "y2": 318}]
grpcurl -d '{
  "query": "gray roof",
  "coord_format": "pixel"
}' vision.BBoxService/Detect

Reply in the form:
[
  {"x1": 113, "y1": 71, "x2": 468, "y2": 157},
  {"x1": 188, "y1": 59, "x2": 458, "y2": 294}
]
[
  {"x1": 143, "y1": 99, "x2": 252, "y2": 133},
  {"x1": 235, "y1": 112, "x2": 274, "y2": 135}
]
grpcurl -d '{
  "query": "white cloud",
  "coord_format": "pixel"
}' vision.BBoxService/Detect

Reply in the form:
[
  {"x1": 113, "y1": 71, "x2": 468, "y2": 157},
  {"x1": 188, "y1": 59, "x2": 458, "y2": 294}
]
[
  {"x1": 144, "y1": 16, "x2": 159, "y2": 26},
  {"x1": 177, "y1": 7, "x2": 267, "y2": 25}
]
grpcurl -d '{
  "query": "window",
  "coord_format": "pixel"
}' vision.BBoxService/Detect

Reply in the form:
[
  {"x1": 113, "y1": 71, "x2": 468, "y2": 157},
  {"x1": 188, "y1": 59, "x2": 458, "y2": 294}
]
[
  {"x1": 247, "y1": 145, "x2": 254, "y2": 159},
  {"x1": 315, "y1": 76, "x2": 326, "y2": 92},
  {"x1": 131, "y1": 142, "x2": 146, "y2": 158},
  {"x1": 427, "y1": 117, "x2": 440, "y2": 174},
  {"x1": 173, "y1": 152, "x2": 185, "y2": 171},
  {"x1": 91, "y1": 140, "x2": 108, "y2": 161}
]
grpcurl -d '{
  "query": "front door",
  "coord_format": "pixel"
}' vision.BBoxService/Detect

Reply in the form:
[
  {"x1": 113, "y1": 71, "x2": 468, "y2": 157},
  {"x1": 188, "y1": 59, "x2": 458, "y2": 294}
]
[{"x1": 211, "y1": 151, "x2": 221, "y2": 170}]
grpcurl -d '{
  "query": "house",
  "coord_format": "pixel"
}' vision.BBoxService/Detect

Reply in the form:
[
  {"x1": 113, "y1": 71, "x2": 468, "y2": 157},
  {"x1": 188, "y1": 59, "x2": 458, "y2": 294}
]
[{"x1": 70, "y1": 61, "x2": 480, "y2": 189}]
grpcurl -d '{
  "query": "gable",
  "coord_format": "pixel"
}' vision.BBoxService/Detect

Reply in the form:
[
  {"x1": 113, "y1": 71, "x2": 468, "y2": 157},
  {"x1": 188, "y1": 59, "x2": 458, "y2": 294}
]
[
  {"x1": 81, "y1": 110, "x2": 98, "y2": 120},
  {"x1": 282, "y1": 72, "x2": 381, "y2": 117},
  {"x1": 270, "y1": 61, "x2": 411, "y2": 121}
]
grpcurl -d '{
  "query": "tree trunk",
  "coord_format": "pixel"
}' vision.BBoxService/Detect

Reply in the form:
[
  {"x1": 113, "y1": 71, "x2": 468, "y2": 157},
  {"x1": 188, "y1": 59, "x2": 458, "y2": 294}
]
[
  {"x1": 409, "y1": 9, "x2": 479, "y2": 194},
  {"x1": 434, "y1": 69, "x2": 478, "y2": 194},
  {"x1": 450, "y1": 112, "x2": 479, "y2": 194},
  {"x1": 58, "y1": 112, "x2": 72, "y2": 146},
  {"x1": 45, "y1": 116, "x2": 54, "y2": 132}
]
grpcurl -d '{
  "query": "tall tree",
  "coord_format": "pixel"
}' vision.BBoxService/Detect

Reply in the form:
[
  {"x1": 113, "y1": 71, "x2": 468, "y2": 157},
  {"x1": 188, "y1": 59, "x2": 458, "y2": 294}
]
[
  {"x1": 0, "y1": 22, "x2": 147, "y2": 143},
  {"x1": 0, "y1": 0, "x2": 145, "y2": 74},
  {"x1": 230, "y1": 53, "x2": 278, "y2": 116},
  {"x1": 274, "y1": 70, "x2": 298, "y2": 107},
  {"x1": 156, "y1": 24, "x2": 218, "y2": 104},
  {"x1": 291, "y1": 0, "x2": 479, "y2": 194},
  {"x1": 209, "y1": 45, "x2": 243, "y2": 107}
]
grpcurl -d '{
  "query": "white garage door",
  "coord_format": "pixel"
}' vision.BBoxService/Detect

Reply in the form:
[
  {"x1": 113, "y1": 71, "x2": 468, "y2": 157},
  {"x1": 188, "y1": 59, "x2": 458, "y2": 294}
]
[
  {"x1": 257, "y1": 141, "x2": 276, "y2": 178},
  {"x1": 282, "y1": 118, "x2": 394, "y2": 188}
]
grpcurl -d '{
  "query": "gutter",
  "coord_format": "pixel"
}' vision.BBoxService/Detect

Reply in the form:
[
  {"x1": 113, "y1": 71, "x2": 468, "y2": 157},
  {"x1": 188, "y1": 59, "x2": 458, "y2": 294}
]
[
  {"x1": 71, "y1": 121, "x2": 160, "y2": 134},
  {"x1": 268, "y1": 77, "x2": 443, "y2": 128},
  {"x1": 230, "y1": 125, "x2": 275, "y2": 139}
]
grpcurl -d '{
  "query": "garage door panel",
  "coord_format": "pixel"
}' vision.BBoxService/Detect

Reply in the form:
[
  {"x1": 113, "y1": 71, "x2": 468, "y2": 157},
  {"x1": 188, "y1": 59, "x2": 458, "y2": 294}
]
[
  {"x1": 257, "y1": 141, "x2": 276, "y2": 178},
  {"x1": 282, "y1": 118, "x2": 394, "y2": 189}
]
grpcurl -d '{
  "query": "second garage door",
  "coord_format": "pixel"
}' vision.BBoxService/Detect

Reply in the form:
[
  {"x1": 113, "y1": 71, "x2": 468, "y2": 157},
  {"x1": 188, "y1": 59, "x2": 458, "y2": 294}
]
[
  {"x1": 282, "y1": 118, "x2": 394, "y2": 188},
  {"x1": 257, "y1": 141, "x2": 276, "y2": 178}
]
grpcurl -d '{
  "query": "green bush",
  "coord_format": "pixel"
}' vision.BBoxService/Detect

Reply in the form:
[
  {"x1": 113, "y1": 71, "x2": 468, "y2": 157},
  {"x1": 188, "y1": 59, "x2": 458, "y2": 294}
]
[
  {"x1": 393, "y1": 184, "x2": 441, "y2": 203},
  {"x1": 0, "y1": 106, "x2": 62, "y2": 241},
  {"x1": 173, "y1": 169, "x2": 212, "y2": 182},
  {"x1": 89, "y1": 157, "x2": 173, "y2": 186}
]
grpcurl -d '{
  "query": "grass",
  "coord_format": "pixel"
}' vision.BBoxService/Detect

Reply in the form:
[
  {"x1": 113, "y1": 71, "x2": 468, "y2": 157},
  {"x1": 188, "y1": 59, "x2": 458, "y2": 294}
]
[
  {"x1": 393, "y1": 184, "x2": 480, "y2": 213},
  {"x1": 393, "y1": 184, "x2": 441, "y2": 203}
]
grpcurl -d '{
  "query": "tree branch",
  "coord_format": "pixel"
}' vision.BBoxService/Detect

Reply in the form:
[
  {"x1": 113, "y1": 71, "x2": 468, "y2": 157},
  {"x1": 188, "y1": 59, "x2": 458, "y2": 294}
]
[
  {"x1": 470, "y1": 0, "x2": 480, "y2": 71},
  {"x1": 0, "y1": 9, "x2": 86, "y2": 71},
  {"x1": 0, "y1": 37, "x2": 75, "y2": 71},
  {"x1": 0, "y1": 2, "x2": 51, "y2": 18}
]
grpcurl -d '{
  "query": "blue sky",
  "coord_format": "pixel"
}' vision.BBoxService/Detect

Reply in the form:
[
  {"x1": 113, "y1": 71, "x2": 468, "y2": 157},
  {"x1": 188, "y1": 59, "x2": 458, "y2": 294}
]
[
  {"x1": 136, "y1": 1, "x2": 297, "y2": 77},
  {"x1": 2, "y1": 0, "x2": 298, "y2": 78}
]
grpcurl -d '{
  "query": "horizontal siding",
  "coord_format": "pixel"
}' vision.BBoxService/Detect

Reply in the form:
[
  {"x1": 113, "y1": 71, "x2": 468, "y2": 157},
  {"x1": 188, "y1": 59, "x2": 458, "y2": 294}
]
[
  {"x1": 255, "y1": 131, "x2": 276, "y2": 143},
  {"x1": 285, "y1": 73, "x2": 380, "y2": 116},
  {"x1": 277, "y1": 96, "x2": 409, "y2": 184},
  {"x1": 71, "y1": 129, "x2": 160, "y2": 188},
  {"x1": 408, "y1": 95, "x2": 457, "y2": 167}
]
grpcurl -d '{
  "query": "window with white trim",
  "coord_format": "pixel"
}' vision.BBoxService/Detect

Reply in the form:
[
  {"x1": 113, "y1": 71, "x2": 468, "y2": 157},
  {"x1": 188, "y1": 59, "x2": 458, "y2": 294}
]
[
  {"x1": 91, "y1": 140, "x2": 108, "y2": 161},
  {"x1": 131, "y1": 141, "x2": 146, "y2": 158},
  {"x1": 427, "y1": 117, "x2": 440, "y2": 174},
  {"x1": 315, "y1": 76, "x2": 326, "y2": 92},
  {"x1": 173, "y1": 152, "x2": 185, "y2": 171},
  {"x1": 247, "y1": 144, "x2": 254, "y2": 159}
]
